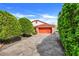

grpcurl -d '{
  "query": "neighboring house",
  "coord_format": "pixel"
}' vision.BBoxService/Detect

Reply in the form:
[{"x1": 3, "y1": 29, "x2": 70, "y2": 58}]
[{"x1": 32, "y1": 20, "x2": 55, "y2": 34}]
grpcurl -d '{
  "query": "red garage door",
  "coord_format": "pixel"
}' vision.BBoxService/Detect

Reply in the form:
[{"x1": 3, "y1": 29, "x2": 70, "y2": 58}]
[{"x1": 39, "y1": 27, "x2": 52, "y2": 33}]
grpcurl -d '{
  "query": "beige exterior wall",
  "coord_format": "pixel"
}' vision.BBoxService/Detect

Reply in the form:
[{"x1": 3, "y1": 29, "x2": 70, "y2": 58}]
[
  {"x1": 32, "y1": 21, "x2": 44, "y2": 27},
  {"x1": 52, "y1": 27, "x2": 55, "y2": 34},
  {"x1": 36, "y1": 27, "x2": 39, "y2": 34}
]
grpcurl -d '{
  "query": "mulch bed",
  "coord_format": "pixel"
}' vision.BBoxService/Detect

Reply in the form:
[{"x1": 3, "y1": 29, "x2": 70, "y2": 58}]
[
  {"x1": 0, "y1": 44, "x2": 4, "y2": 48},
  {"x1": 0, "y1": 40, "x2": 22, "y2": 51},
  {"x1": 0, "y1": 36, "x2": 31, "y2": 51},
  {"x1": 0, "y1": 37, "x2": 21, "y2": 51}
]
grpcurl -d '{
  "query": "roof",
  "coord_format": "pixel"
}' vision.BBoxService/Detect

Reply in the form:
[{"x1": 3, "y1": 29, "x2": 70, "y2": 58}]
[{"x1": 32, "y1": 20, "x2": 55, "y2": 27}]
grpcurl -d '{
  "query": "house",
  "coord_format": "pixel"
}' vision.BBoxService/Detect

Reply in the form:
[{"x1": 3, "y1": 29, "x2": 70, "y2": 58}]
[{"x1": 32, "y1": 20, "x2": 55, "y2": 34}]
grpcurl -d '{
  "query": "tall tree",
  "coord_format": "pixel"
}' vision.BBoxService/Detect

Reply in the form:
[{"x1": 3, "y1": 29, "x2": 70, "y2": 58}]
[
  {"x1": 0, "y1": 10, "x2": 21, "y2": 41},
  {"x1": 19, "y1": 17, "x2": 35, "y2": 36},
  {"x1": 58, "y1": 4, "x2": 79, "y2": 55}
]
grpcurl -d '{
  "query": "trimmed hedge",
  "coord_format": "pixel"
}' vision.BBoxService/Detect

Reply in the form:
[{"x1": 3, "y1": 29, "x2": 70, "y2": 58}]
[
  {"x1": 58, "y1": 4, "x2": 79, "y2": 55},
  {"x1": 0, "y1": 10, "x2": 21, "y2": 42},
  {"x1": 18, "y1": 17, "x2": 35, "y2": 36}
]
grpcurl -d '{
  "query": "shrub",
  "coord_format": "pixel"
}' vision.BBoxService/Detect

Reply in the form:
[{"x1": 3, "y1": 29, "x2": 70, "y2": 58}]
[
  {"x1": 0, "y1": 10, "x2": 21, "y2": 43},
  {"x1": 58, "y1": 4, "x2": 79, "y2": 55},
  {"x1": 18, "y1": 17, "x2": 35, "y2": 36}
]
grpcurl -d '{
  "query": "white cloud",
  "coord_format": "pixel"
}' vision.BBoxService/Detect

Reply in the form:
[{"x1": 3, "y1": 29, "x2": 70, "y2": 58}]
[
  {"x1": 41, "y1": 14, "x2": 57, "y2": 19},
  {"x1": 30, "y1": 14, "x2": 58, "y2": 25},
  {"x1": 6, "y1": 7, "x2": 11, "y2": 9},
  {"x1": 30, "y1": 18, "x2": 57, "y2": 25},
  {"x1": 12, "y1": 13, "x2": 57, "y2": 25},
  {"x1": 12, "y1": 13, "x2": 35, "y2": 18},
  {"x1": 37, "y1": 14, "x2": 58, "y2": 25}
]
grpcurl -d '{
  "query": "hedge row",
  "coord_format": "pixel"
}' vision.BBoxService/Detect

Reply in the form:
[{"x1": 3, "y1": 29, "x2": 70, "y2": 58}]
[
  {"x1": 19, "y1": 17, "x2": 35, "y2": 36},
  {"x1": 58, "y1": 4, "x2": 79, "y2": 55},
  {"x1": 0, "y1": 10, "x2": 35, "y2": 43}
]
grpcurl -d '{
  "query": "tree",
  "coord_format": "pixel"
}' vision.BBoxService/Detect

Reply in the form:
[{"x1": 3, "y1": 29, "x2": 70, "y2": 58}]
[
  {"x1": 58, "y1": 4, "x2": 79, "y2": 55},
  {"x1": 18, "y1": 17, "x2": 35, "y2": 36},
  {"x1": 0, "y1": 10, "x2": 21, "y2": 42}
]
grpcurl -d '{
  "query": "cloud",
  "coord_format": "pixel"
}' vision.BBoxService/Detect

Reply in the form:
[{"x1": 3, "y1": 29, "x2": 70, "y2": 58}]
[
  {"x1": 41, "y1": 14, "x2": 57, "y2": 19},
  {"x1": 6, "y1": 7, "x2": 11, "y2": 9},
  {"x1": 12, "y1": 13, "x2": 35, "y2": 18},
  {"x1": 36, "y1": 14, "x2": 58, "y2": 25},
  {"x1": 12, "y1": 13, "x2": 57, "y2": 25},
  {"x1": 30, "y1": 18, "x2": 57, "y2": 25},
  {"x1": 30, "y1": 14, "x2": 58, "y2": 25}
]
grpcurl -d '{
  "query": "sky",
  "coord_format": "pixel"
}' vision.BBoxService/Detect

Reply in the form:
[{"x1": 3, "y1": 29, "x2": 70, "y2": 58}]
[{"x1": 0, "y1": 3, "x2": 63, "y2": 25}]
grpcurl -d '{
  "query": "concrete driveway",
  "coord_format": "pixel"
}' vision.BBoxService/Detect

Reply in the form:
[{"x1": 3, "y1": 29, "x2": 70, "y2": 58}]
[{"x1": 0, "y1": 33, "x2": 64, "y2": 56}]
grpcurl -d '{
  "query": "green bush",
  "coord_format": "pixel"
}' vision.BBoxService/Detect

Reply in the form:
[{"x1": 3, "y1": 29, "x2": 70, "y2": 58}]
[
  {"x1": 58, "y1": 4, "x2": 79, "y2": 56},
  {"x1": 18, "y1": 17, "x2": 35, "y2": 36},
  {"x1": 0, "y1": 10, "x2": 21, "y2": 42}
]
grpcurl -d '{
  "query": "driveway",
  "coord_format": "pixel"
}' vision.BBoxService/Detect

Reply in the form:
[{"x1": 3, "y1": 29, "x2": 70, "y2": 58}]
[{"x1": 0, "y1": 33, "x2": 64, "y2": 56}]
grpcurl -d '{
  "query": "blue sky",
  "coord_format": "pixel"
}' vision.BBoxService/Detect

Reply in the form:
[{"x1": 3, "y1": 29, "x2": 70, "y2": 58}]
[{"x1": 0, "y1": 3, "x2": 63, "y2": 25}]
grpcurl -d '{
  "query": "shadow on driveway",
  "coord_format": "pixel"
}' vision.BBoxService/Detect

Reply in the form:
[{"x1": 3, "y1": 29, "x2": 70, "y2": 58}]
[{"x1": 36, "y1": 32, "x2": 64, "y2": 56}]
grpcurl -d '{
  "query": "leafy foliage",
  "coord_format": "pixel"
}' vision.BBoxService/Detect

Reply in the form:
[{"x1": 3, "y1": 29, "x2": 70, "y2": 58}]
[
  {"x1": 58, "y1": 4, "x2": 79, "y2": 55},
  {"x1": 0, "y1": 10, "x2": 21, "y2": 42},
  {"x1": 19, "y1": 17, "x2": 35, "y2": 36}
]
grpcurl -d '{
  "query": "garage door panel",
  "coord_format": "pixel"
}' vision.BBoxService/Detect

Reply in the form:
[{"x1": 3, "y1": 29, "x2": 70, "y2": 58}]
[{"x1": 39, "y1": 28, "x2": 52, "y2": 33}]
